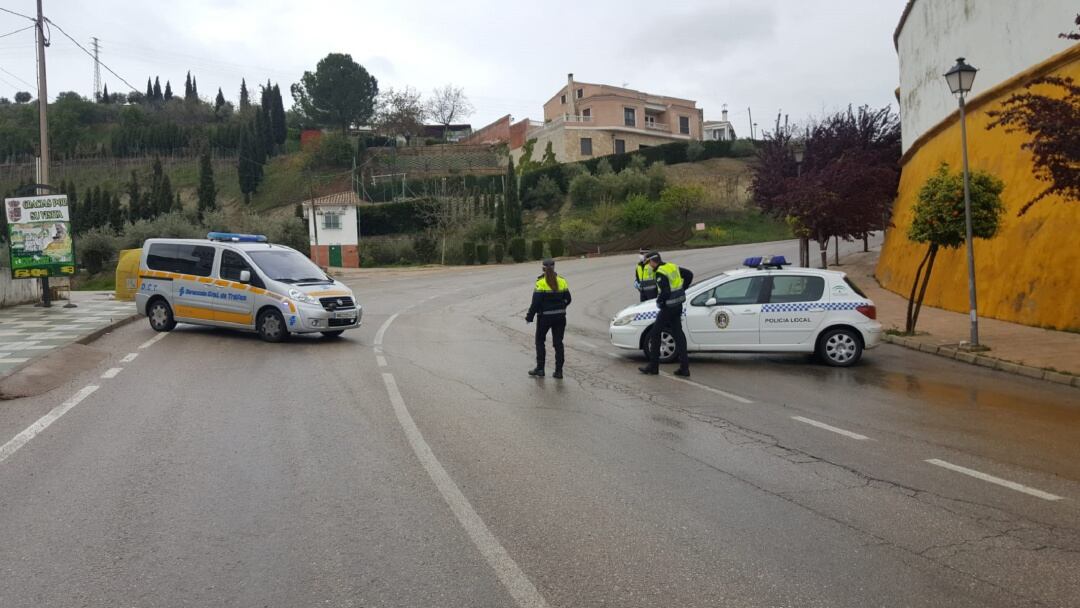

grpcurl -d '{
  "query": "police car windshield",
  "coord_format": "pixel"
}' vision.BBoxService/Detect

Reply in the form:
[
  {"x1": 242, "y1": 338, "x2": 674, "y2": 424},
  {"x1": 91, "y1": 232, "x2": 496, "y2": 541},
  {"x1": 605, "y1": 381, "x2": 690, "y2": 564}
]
[{"x1": 247, "y1": 249, "x2": 330, "y2": 283}]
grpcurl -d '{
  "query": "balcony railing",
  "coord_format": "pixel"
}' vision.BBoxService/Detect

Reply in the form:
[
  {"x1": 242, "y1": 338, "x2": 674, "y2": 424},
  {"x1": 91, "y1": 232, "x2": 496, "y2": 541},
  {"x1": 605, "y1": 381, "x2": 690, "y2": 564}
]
[{"x1": 645, "y1": 122, "x2": 670, "y2": 131}]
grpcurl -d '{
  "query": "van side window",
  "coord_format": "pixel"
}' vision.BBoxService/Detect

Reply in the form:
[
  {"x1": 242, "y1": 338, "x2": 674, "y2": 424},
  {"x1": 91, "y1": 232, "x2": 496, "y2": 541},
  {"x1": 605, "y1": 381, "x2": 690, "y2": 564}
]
[
  {"x1": 146, "y1": 243, "x2": 177, "y2": 272},
  {"x1": 175, "y1": 245, "x2": 216, "y2": 277},
  {"x1": 220, "y1": 250, "x2": 263, "y2": 287}
]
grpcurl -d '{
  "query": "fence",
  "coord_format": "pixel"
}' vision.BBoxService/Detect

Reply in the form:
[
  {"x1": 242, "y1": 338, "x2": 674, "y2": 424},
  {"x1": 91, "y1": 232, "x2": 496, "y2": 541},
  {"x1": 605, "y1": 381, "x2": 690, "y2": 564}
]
[
  {"x1": 0, "y1": 153, "x2": 238, "y2": 189},
  {"x1": 367, "y1": 144, "x2": 506, "y2": 178}
]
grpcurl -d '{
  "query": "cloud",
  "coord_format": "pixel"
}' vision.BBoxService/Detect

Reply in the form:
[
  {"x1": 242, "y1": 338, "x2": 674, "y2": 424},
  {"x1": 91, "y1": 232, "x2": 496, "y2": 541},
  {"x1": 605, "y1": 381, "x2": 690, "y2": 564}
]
[{"x1": 625, "y1": 1, "x2": 777, "y2": 67}]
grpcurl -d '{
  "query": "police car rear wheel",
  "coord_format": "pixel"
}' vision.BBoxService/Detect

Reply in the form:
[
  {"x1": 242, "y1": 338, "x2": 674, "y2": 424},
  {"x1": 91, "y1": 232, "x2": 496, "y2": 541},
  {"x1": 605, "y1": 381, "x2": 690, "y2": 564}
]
[
  {"x1": 257, "y1": 309, "x2": 288, "y2": 343},
  {"x1": 818, "y1": 328, "x2": 862, "y2": 367},
  {"x1": 148, "y1": 300, "x2": 176, "y2": 332}
]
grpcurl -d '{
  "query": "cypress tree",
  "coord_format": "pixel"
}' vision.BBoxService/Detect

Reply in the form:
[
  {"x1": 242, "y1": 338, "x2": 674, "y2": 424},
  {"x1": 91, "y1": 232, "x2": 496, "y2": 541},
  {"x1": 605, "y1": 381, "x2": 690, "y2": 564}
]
[
  {"x1": 238, "y1": 126, "x2": 257, "y2": 203},
  {"x1": 196, "y1": 152, "x2": 217, "y2": 219},
  {"x1": 173, "y1": 191, "x2": 183, "y2": 213},
  {"x1": 495, "y1": 191, "x2": 506, "y2": 243},
  {"x1": 127, "y1": 170, "x2": 142, "y2": 223},
  {"x1": 505, "y1": 157, "x2": 522, "y2": 236},
  {"x1": 82, "y1": 187, "x2": 94, "y2": 230},
  {"x1": 110, "y1": 192, "x2": 124, "y2": 231},
  {"x1": 191, "y1": 76, "x2": 198, "y2": 100},
  {"x1": 164, "y1": 81, "x2": 173, "y2": 101},
  {"x1": 146, "y1": 77, "x2": 154, "y2": 100},
  {"x1": 153, "y1": 77, "x2": 162, "y2": 101},
  {"x1": 254, "y1": 111, "x2": 270, "y2": 162},
  {"x1": 215, "y1": 87, "x2": 225, "y2": 113},
  {"x1": 99, "y1": 83, "x2": 110, "y2": 104},
  {"x1": 271, "y1": 84, "x2": 286, "y2": 145},
  {"x1": 184, "y1": 71, "x2": 192, "y2": 100},
  {"x1": 239, "y1": 79, "x2": 250, "y2": 111},
  {"x1": 157, "y1": 174, "x2": 174, "y2": 215}
]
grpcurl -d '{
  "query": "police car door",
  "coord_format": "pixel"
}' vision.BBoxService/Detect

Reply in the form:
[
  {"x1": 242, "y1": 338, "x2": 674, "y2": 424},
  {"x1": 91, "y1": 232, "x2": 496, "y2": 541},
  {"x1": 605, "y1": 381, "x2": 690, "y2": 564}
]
[
  {"x1": 213, "y1": 249, "x2": 258, "y2": 326},
  {"x1": 759, "y1": 274, "x2": 828, "y2": 346},
  {"x1": 684, "y1": 276, "x2": 766, "y2": 347}
]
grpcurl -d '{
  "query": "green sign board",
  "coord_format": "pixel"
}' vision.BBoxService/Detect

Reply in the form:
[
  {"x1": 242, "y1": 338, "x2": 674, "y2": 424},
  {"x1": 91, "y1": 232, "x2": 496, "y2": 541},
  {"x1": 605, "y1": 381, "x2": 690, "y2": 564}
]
[{"x1": 5, "y1": 195, "x2": 76, "y2": 279}]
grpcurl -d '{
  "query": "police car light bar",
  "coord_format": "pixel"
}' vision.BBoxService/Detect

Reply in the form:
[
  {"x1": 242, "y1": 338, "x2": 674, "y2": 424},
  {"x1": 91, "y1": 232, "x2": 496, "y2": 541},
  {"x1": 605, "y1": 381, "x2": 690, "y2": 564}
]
[
  {"x1": 207, "y1": 232, "x2": 268, "y2": 243},
  {"x1": 743, "y1": 255, "x2": 790, "y2": 269}
]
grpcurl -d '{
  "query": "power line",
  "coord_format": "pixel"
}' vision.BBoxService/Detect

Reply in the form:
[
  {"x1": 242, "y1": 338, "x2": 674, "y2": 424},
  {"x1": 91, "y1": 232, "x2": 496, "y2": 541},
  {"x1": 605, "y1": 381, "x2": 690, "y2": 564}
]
[
  {"x1": 0, "y1": 6, "x2": 35, "y2": 21},
  {"x1": 0, "y1": 64, "x2": 32, "y2": 87},
  {"x1": 0, "y1": 23, "x2": 33, "y2": 39},
  {"x1": 42, "y1": 17, "x2": 139, "y2": 93}
]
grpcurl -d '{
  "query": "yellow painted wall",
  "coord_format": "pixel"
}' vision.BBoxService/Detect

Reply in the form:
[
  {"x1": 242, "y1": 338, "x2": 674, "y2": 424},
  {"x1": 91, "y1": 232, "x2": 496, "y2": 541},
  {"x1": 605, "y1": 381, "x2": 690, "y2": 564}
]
[{"x1": 877, "y1": 53, "x2": 1080, "y2": 331}]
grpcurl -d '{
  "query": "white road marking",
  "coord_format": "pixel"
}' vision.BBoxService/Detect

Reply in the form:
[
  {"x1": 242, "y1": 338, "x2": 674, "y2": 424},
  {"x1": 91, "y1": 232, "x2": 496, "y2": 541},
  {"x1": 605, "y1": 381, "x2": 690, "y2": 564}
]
[
  {"x1": 138, "y1": 332, "x2": 168, "y2": 349},
  {"x1": 660, "y1": 373, "x2": 754, "y2": 404},
  {"x1": 0, "y1": 385, "x2": 99, "y2": 465},
  {"x1": 100, "y1": 367, "x2": 123, "y2": 379},
  {"x1": 120, "y1": 353, "x2": 138, "y2": 363},
  {"x1": 791, "y1": 416, "x2": 870, "y2": 441},
  {"x1": 380, "y1": 373, "x2": 549, "y2": 608},
  {"x1": 0, "y1": 357, "x2": 29, "y2": 364},
  {"x1": 925, "y1": 459, "x2": 1064, "y2": 501},
  {"x1": 373, "y1": 313, "x2": 399, "y2": 346},
  {"x1": 376, "y1": 356, "x2": 387, "y2": 367},
  {"x1": 373, "y1": 346, "x2": 383, "y2": 354},
  {"x1": 578, "y1": 341, "x2": 597, "y2": 349}
]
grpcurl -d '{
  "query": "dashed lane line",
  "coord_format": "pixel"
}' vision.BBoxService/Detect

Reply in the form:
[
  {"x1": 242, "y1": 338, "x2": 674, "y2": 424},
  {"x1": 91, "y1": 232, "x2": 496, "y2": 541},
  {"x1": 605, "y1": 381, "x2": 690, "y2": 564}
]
[
  {"x1": 660, "y1": 372, "x2": 755, "y2": 404},
  {"x1": 138, "y1": 332, "x2": 168, "y2": 349},
  {"x1": 0, "y1": 385, "x2": 99, "y2": 465},
  {"x1": 100, "y1": 367, "x2": 123, "y2": 379},
  {"x1": 120, "y1": 353, "x2": 138, "y2": 363},
  {"x1": 376, "y1": 356, "x2": 387, "y2": 367},
  {"x1": 926, "y1": 459, "x2": 1064, "y2": 502},
  {"x1": 791, "y1": 416, "x2": 871, "y2": 441}
]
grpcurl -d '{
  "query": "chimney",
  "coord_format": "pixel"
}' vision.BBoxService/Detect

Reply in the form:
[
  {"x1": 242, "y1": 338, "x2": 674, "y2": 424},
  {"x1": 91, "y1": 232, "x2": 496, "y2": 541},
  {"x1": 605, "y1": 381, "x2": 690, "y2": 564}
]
[
  {"x1": 722, "y1": 103, "x2": 728, "y2": 122},
  {"x1": 567, "y1": 73, "x2": 576, "y2": 117}
]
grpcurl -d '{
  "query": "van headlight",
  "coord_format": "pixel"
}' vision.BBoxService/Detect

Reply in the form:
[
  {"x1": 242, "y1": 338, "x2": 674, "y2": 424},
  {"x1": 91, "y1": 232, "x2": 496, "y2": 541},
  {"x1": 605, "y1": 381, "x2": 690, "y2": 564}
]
[
  {"x1": 612, "y1": 314, "x2": 636, "y2": 326},
  {"x1": 288, "y1": 289, "x2": 318, "y2": 305}
]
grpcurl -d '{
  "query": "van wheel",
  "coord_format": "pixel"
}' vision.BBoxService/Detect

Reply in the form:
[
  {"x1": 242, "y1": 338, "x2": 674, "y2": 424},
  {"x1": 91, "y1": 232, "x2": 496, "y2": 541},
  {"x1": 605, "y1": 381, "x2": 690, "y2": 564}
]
[
  {"x1": 257, "y1": 309, "x2": 288, "y2": 343},
  {"x1": 321, "y1": 330, "x2": 345, "y2": 338},
  {"x1": 817, "y1": 328, "x2": 863, "y2": 367},
  {"x1": 641, "y1": 327, "x2": 677, "y2": 363},
  {"x1": 148, "y1": 299, "x2": 176, "y2": 332}
]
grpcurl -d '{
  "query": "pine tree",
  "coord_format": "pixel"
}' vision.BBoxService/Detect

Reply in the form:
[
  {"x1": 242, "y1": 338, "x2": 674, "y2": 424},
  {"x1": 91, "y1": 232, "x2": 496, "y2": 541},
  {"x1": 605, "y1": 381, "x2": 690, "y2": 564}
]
[
  {"x1": 184, "y1": 72, "x2": 192, "y2": 100},
  {"x1": 153, "y1": 77, "x2": 162, "y2": 101},
  {"x1": 271, "y1": 84, "x2": 286, "y2": 145},
  {"x1": 505, "y1": 157, "x2": 522, "y2": 235},
  {"x1": 215, "y1": 87, "x2": 225, "y2": 113},
  {"x1": 164, "y1": 81, "x2": 173, "y2": 101},
  {"x1": 110, "y1": 192, "x2": 124, "y2": 231},
  {"x1": 146, "y1": 77, "x2": 154, "y2": 100},
  {"x1": 239, "y1": 78, "x2": 250, "y2": 111},
  {"x1": 196, "y1": 151, "x2": 217, "y2": 219},
  {"x1": 99, "y1": 83, "x2": 110, "y2": 104}
]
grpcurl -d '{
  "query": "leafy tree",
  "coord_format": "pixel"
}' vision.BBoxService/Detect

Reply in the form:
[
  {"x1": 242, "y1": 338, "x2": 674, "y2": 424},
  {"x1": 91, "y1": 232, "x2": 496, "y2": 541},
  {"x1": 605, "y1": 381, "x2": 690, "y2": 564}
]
[
  {"x1": 426, "y1": 84, "x2": 474, "y2": 140},
  {"x1": 620, "y1": 194, "x2": 664, "y2": 231},
  {"x1": 905, "y1": 163, "x2": 1005, "y2": 333},
  {"x1": 239, "y1": 78, "x2": 250, "y2": 111},
  {"x1": 522, "y1": 175, "x2": 562, "y2": 211},
  {"x1": 215, "y1": 87, "x2": 226, "y2": 113},
  {"x1": 196, "y1": 152, "x2": 217, "y2": 219},
  {"x1": 375, "y1": 86, "x2": 426, "y2": 143},
  {"x1": 291, "y1": 53, "x2": 379, "y2": 133},
  {"x1": 163, "y1": 80, "x2": 173, "y2": 101},
  {"x1": 987, "y1": 15, "x2": 1080, "y2": 215},
  {"x1": 569, "y1": 173, "x2": 602, "y2": 207},
  {"x1": 660, "y1": 184, "x2": 706, "y2": 224},
  {"x1": 14, "y1": 91, "x2": 31, "y2": 104}
]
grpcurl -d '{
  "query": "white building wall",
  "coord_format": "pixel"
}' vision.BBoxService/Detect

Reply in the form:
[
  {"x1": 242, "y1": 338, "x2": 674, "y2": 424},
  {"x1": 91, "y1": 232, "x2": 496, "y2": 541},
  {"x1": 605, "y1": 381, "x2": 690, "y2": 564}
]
[
  {"x1": 897, "y1": 0, "x2": 1075, "y2": 152},
  {"x1": 0, "y1": 274, "x2": 41, "y2": 307},
  {"x1": 306, "y1": 206, "x2": 359, "y2": 246}
]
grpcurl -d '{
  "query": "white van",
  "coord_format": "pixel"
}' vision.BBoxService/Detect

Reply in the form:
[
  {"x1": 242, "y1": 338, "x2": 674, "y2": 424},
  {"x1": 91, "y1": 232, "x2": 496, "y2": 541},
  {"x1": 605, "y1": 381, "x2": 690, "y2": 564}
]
[{"x1": 134, "y1": 233, "x2": 362, "y2": 342}]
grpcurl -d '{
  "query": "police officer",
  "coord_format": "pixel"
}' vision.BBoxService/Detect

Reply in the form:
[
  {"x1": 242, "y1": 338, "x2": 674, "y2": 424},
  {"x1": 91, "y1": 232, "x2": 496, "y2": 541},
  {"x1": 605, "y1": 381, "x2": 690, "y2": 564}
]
[
  {"x1": 639, "y1": 251, "x2": 693, "y2": 377},
  {"x1": 635, "y1": 248, "x2": 657, "y2": 302},
  {"x1": 526, "y1": 258, "x2": 571, "y2": 379}
]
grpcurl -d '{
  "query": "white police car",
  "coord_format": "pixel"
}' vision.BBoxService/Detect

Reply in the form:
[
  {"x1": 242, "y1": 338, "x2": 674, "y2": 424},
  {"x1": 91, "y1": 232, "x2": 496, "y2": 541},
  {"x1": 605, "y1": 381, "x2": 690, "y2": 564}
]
[{"x1": 609, "y1": 256, "x2": 882, "y2": 367}]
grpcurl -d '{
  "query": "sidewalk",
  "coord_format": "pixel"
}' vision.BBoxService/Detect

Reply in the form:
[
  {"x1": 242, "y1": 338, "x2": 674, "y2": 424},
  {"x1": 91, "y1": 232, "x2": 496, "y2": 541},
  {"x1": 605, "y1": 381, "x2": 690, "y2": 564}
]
[
  {"x1": 840, "y1": 246, "x2": 1080, "y2": 384},
  {"x1": 0, "y1": 291, "x2": 137, "y2": 378}
]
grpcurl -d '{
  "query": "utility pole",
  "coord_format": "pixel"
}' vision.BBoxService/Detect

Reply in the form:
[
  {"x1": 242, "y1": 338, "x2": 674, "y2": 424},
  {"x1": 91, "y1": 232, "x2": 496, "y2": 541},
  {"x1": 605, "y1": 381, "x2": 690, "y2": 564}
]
[
  {"x1": 92, "y1": 37, "x2": 101, "y2": 101},
  {"x1": 35, "y1": 0, "x2": 52, "y2": 307}
]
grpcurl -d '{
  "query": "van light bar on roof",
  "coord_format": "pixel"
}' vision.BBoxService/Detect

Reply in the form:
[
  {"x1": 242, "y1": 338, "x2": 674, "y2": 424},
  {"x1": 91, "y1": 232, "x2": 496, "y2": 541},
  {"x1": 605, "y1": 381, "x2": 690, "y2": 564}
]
[
  {"x1": 743, "y1": 255, "x2": 789, "y2": 269},
  {"x1": 207, "y1": 232, "x2": 267, "y2": 243}
]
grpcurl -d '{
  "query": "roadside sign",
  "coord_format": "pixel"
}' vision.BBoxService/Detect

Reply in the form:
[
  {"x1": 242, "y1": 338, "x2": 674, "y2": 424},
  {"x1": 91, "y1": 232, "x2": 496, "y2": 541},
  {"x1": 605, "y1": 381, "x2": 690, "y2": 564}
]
[{"x1": 5, "y1": 195, "x2": 76, "y2": 279}]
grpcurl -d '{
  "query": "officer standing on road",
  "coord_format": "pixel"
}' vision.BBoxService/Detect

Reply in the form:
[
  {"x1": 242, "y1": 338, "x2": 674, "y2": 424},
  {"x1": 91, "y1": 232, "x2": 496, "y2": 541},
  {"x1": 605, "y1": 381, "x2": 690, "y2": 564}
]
[
  {"x1": 635, "y1": 248, "x2": 657, "y2": 302},
  {"x1": 639, "y1": 251, "x2": 693, "y2": 377},
  {"x1": 526, "y1": 258, "x2": 571, "y2": 379}
]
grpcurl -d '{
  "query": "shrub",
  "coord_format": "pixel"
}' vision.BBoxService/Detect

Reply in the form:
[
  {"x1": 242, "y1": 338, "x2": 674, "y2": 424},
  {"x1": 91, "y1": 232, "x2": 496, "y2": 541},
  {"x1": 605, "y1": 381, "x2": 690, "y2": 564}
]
[
  {"x1": 275, "y1": 218, "x2": 310, "y2": 253},
  {"x1": 569, "y1": 173, "x2": 602, "y2": 207},
  {"x1": 647, "y1": 162, "x2": 667, "y2": 199},
  {"x1": 356, "y1": 199, "x2": 427, "y2": 235},
  {"x1": 522, "y1": 175, "x2": 563, "y2": 211},
  {"x1": 509, "y1": 236, "x2": 526, "y2": 263},
  {"x1": 560, "y1": 218, "x2": 600, "y2": 242},
  {"x1": 620, "y1": 195, "x2": 663, "y2": 231},
  {"x1": 462, "y1": 241, "x2": 477, "y2": 265},
  {"x1": 493, "y1": 242, "x2": 505, "y2": 263},
  {"x1": 305, "y1": 132, "x2": 353, "y2": 169},
  {"x1": 361, "y1": 239, "x2": 415, "y2": 266},
  {"x1": 686, "y1": 139, "x2": 705, "y2": 162},
  {"x1": 660, "y1": 184, "x2": 707, "y2": 224},
  {"x1": 594, "y1": 158, "x2": 614, "y2": 175},
  {"x1": 549, "y1": 238, "x2": 565, "y2": 258},
  {"x1": 627, "y1": 155, "x2": 648, "y2": 172},
  {"x1": 119, "y1": 212, "x2": 203, "y2": 249},
  {"x1": 76, "y1": 227, "x2": 117, "y2": 275},
  {"x1": 561, "y1": 162, "x2": 587, "y2": 182},
  {"x1": 413, "y1": 233, "x2": 438, "y2": 264},
  {"x1": 476, "y1": 243, "x2": 490, "y2": 264},
  {"x1": 619, "y1": 168, "x2": 650, "y2": 200},
  {"x1": 530, "y1": 239, "x2": 545, "y2": 260}
]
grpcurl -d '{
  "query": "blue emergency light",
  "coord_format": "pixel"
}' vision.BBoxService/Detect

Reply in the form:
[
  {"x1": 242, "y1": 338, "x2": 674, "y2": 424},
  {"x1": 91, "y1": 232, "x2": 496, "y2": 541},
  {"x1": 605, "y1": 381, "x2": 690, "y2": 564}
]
[
  {"x1": 207, "y1": 232, "x2": 268, "y2": 243},
  {"x1": 743, "y1": 255, "x2": 789, "y2": 269}
]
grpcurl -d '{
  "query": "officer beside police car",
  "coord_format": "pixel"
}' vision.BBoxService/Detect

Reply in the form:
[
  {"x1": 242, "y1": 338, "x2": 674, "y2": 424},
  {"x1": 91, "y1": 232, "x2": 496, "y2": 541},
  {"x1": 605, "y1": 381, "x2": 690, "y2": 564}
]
[{"x1": 638, "y1": 251, "x2": 693, "y2": 377}]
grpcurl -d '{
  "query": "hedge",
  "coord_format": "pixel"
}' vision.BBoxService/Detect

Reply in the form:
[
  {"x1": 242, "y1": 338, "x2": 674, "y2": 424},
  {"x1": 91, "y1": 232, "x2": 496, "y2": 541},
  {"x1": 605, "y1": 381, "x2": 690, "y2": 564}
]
[
  {"x1": 462, "y1": 241, "x2": 477, "y2": 265},
  {"x1": 530, "y1": 239, "x2": 545, "y2": 260},
  {"x1": 477, "y1": 243, "x2": 490, "y2": 265},
  {"x1": 549, "y1": 238, "x2": 565, "y2": 258},
  {"x1": 509, "y1": 237, "x2": 527, "y2": 263},
  {"x1": 356, "y1": 200, "x2": 428, "y2": 235},
  {"x1": 493, "y1": 242, "x2": 505, "y2": 263}
]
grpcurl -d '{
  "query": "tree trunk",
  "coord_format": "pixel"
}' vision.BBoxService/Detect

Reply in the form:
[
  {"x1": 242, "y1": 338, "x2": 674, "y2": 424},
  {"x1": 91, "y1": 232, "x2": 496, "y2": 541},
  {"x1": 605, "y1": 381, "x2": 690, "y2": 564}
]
[
  {"x1": 863, "y1": 233, "x2": 870, "y2": 252},
  {"x1": 905, "y1": 246, "x2": 933, "y2": 334},
  {"x1": 911, "y1": 244, "x2": 938, "y2": 333},
  {"x1": 818, "y1": 239, "x2": 828, "y2": 269},
  {"x1": 441, "y1": 236, "x2": 446, "y2": 265},
  {"x1": 834, "y1": 236, "x2": 840, "y2": 266},
  {"x1": 798, "y1": 236, "x2": 808, "y2": 267}
]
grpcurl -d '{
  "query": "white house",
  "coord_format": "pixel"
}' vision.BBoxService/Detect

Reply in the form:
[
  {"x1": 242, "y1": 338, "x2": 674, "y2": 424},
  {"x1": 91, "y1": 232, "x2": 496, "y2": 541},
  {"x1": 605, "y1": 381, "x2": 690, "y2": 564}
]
[
  {"x1": 301, "y1": 191, "x2": 363, "y2": 268},
  {"x1": 703, "y1": 107, "x2": 737, "y2": 141}
]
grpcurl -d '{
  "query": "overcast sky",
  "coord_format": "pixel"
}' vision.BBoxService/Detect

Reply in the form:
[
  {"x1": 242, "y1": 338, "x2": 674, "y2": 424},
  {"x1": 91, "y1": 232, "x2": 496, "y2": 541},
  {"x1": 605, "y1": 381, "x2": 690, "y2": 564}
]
[{"x1": 1, "y1": 0, "x2": 907, "y2": 134}]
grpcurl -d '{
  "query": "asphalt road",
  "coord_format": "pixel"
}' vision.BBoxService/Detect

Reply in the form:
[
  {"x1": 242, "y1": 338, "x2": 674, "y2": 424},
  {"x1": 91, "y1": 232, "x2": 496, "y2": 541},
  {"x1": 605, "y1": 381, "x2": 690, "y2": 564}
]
[{"x1": 1, "y1": 240, "x2": 1078, "y2": 608}]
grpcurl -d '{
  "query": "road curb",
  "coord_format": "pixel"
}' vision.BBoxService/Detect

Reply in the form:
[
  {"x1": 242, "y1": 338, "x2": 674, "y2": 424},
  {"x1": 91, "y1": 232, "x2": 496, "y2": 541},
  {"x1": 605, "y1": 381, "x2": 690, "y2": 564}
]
[{"x1": 882, "y1": 334, "x2": 1078, "y2": 389}]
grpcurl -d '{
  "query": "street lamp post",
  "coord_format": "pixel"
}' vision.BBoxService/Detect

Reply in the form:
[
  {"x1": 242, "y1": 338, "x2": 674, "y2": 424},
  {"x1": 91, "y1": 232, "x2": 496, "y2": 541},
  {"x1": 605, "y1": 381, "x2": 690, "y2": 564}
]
[
  {"x1": 793, "y1": 142, "x2": 807, "y2": 267},
  {"x1": 944, "y1": 57, "x2": 981, "y2": 348}
]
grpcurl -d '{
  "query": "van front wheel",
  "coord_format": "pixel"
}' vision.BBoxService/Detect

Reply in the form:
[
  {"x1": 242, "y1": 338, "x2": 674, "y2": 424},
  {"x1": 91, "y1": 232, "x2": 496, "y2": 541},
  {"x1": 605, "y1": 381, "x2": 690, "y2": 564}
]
[
  {"x1": 257, "y1": 309, "x2": 288, "y2": 343},
  {"x1": 148, "y1": 299, "x2": 176, "y2": 332}
]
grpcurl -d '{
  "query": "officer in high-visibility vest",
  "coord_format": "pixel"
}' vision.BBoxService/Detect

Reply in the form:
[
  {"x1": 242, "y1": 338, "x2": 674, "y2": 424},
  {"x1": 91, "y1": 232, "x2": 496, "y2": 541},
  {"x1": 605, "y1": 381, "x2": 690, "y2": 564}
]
[
  {"x1": 526, "y1": 258, "x2": 571, "y2": 379},
  {"x1": 635, "y1": 248, "x2": 657, "y2": 302},
  {"x1": 639, "y1": 251, "x2": 693, "y2": 377}
]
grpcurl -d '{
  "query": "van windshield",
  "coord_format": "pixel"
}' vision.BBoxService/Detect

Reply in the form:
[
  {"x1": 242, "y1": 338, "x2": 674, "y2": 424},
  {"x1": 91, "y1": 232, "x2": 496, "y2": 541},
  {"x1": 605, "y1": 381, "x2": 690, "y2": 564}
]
[{"x1": 247, "y1": 249, "x2": 331, "y2": 284}]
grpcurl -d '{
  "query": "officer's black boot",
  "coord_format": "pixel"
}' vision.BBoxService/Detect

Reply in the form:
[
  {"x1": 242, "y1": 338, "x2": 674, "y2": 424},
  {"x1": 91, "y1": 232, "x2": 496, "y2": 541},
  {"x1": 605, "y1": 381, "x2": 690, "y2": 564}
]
[
  {"x1": 674, "y1": 367, "x2": 690, "y2": 377},
  {"x1": 638, "y1": 365, "x2": 659, "y2": 375},
  {"x1": 528, "y1": 367, "x2": 545, "y2": 377},
  {"x1": 552, "y1": 368, "x2": 563, "y2": 379}
]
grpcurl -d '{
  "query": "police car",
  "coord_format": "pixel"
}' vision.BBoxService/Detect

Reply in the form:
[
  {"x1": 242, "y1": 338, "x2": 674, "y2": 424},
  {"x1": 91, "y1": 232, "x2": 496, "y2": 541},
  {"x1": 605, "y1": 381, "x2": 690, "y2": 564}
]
[
  {"x1": 135, "y1": 232, "x2": 362, "y2": 342},
  {"x1": 609, "y1": 256, "x2": 882, "y2": 367}
]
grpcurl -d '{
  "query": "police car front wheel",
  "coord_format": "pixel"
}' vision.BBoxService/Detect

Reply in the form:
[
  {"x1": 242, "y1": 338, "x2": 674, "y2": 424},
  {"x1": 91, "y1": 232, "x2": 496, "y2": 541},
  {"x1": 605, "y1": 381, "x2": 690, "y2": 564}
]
[
  {"x1": 257, "y1": 309, "x2": 288, "y2": 343},
  {"x1": 817, "y1": 328, "x2": 863, "y2": 367},
  {"x1": 148, "y1": 299, "x2": 176, "y2": 332},
  {"x1": 642, "y1": 329, "x2": 677, "y2": 363}
]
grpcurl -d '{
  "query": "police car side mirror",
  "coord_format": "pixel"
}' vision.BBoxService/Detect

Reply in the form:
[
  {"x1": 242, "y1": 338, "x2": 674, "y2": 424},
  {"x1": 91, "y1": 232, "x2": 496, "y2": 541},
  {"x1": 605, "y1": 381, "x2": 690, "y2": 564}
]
[
  {"x1": 239, "y1": 270, "x2": 251, "y2": 284},
  {"x1": 705, "y1": 297, "x2": 718, "y2": 307}
]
